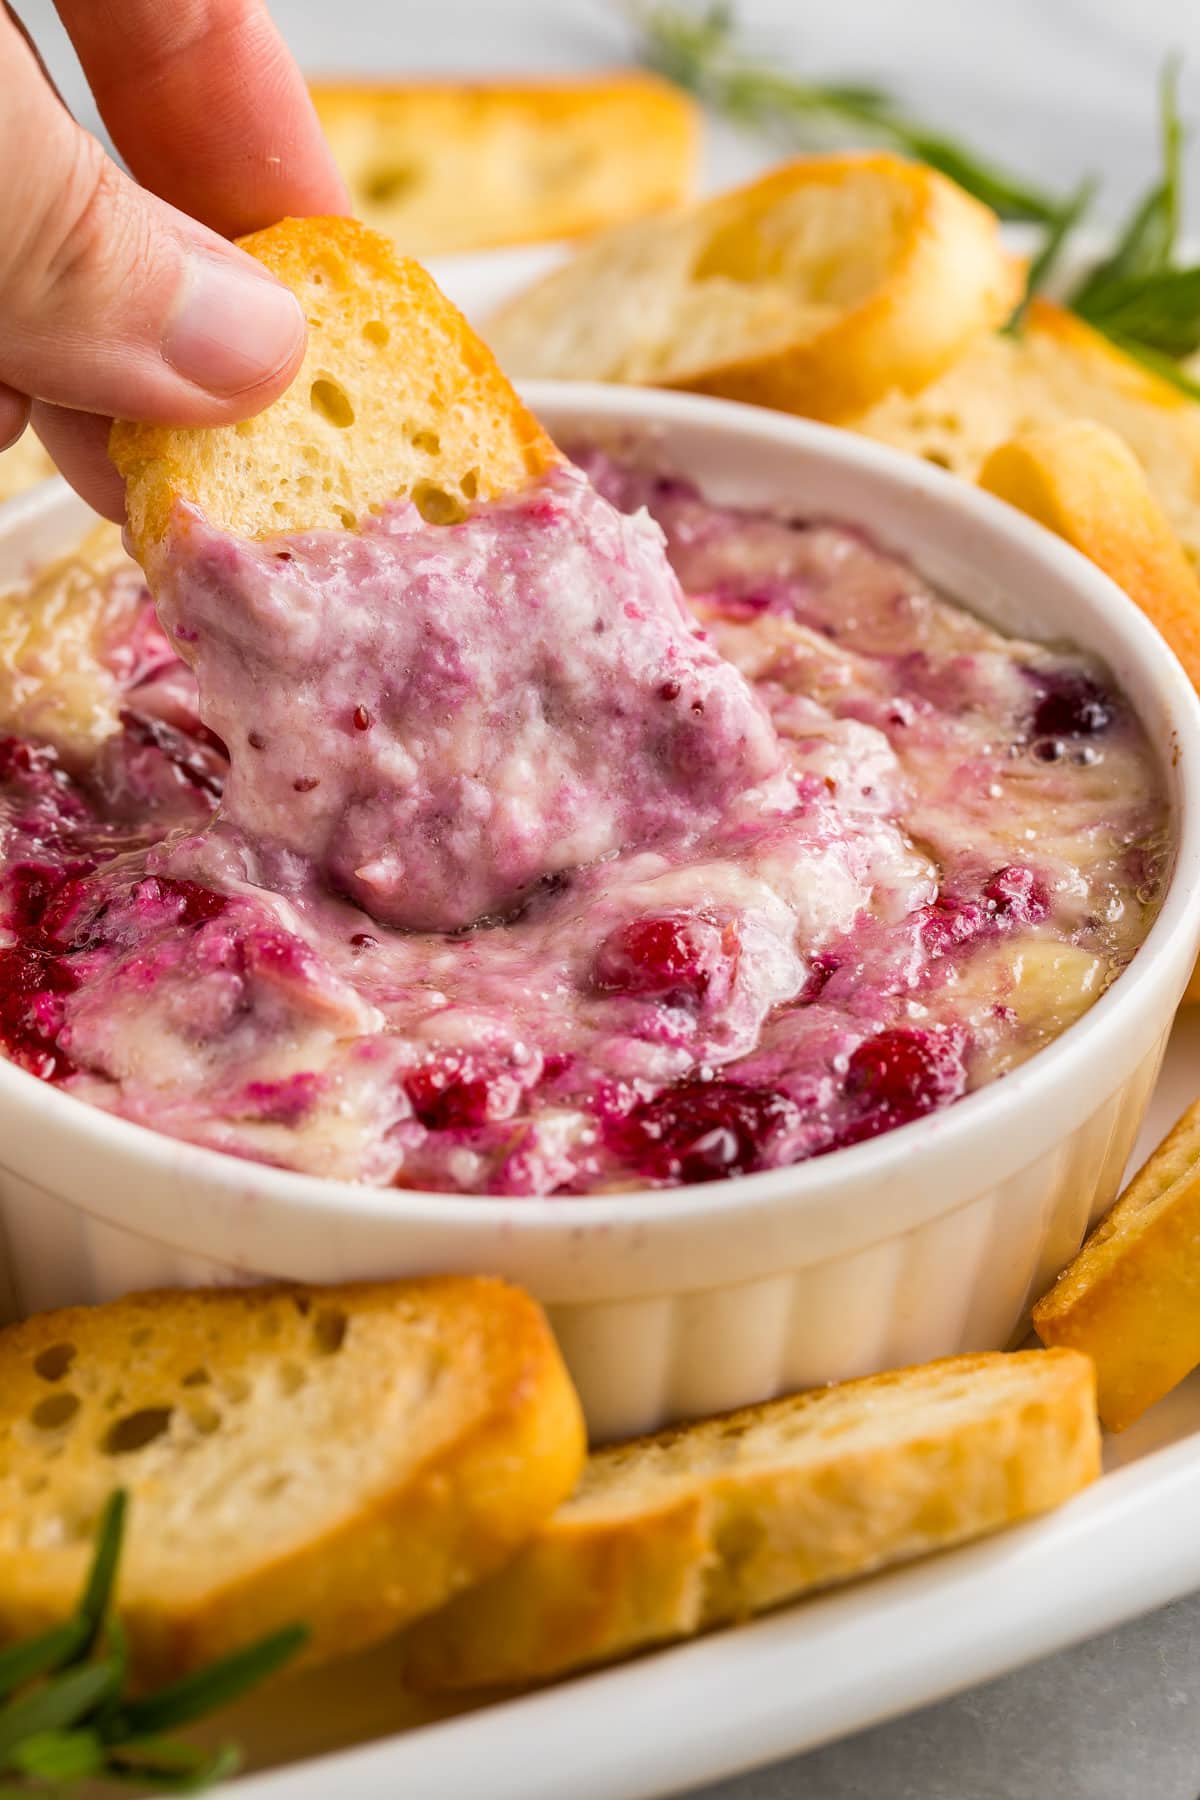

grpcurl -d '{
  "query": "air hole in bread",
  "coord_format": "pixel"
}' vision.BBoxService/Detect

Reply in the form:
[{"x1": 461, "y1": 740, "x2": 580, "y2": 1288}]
[
  {"x1": 33, "y1": 1343, "x2": 77, "y2": 1382},
  {"x1": 413, "y1": 482, "x2": 466, "y2": 525},
  {"x1": 460, "y1": 468, "x2": 479, "y2": 500},
  {"x1": 278, "y1": 1361, "x2": 308, "y2": 1395},
  {"x1": 105, "y1": 1406, "x2": 173, "y2": 1454},
  {"x1": 310, "y1": 378, "x2": 355, "y2": 429},
  {"x1": 293, "y1": 1296, "x2": 312, "y2": 1316},
  {"x1": 363, "y1": 320, "x2": 389, "y2": 348},
  {"x1": 258, "y1": 1472, "x2": 292, "y2": 1502},
  {"x1": 187, "y1": 1402, "x2": 221, "y2": 1436},
  {"x1": 181, "y1": 1366, "x2": 210, "y2": 1388},
  {"x1": 129, "y1": 1327, "x2": 154, "y2": 1348},
  {"x1": 337, "y1": 506, "x2": 357, "y2": 528},
  {"x1": 365, "y1": 163, "x2": 420, "y2": 206},
  {"x1": 220, "y1": 1374, "x2": 252, "y2": 1404},
  {"x1": 312, "y1": 1307, "x2": 348, "y2": 1356},
  {"x1": 924, "y1": 451, "x2": 952, "y2": 470},
  {"x1": 31, "y1": 1391, "x2": 80, "y2": 1431},
  {"x1": 411, "y1": 429, "x2": 441, "y2": 456}
]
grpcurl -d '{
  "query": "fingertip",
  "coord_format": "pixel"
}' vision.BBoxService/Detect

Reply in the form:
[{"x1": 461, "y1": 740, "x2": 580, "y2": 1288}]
[
  {"x1": 30, "y1": 404, "x2": 127, "y2": 524},
  {"x1": 164, "y1": 251, "x2": 308, "y2": 400},
  {"x1": 0, "y1": 384, "x2": 31, "y2": 453}
]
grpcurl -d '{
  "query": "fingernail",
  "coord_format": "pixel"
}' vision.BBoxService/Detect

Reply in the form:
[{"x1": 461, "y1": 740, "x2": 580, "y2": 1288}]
[{"x1": 164, "y1": 255, "x2": 305, "y2": 395}]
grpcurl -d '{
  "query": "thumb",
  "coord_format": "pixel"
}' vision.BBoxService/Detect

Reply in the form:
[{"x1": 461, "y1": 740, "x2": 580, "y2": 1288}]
[{"x1": 0, "y1": 16, "x2": 306, "y2": 428}]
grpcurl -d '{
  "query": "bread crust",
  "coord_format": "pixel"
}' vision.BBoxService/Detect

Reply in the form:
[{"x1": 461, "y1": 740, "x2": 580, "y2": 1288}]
[
  {"x1": 405, "y1": 1348, "x2": 1099, "y2": 1690},
  {"x1": 1035, "y1": 1099, "x2": 1200, "y2": 1430},
  {"x1": 980, "y1": 418, "x2": 1200, "y2": 689},
  {"x1": 311, "y1": 73, "x2": 699, "y2": 255},
  {"x1": 0, "y1": 1277, "x2": 585, "y2": 1683},
  {"x1": 110, "y1": 216, "x2": 560, "y2": 560}
]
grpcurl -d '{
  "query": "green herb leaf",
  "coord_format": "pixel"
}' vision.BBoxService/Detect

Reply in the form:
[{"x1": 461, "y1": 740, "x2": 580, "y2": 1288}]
[
  {"x1": 1076, "y1": 263, "x2": 1200, "y2": 357},
  {"x1": 0, "y1": 1621, "x2": 90, "y2": 1707},
  {"x1": 105, "y1": 1737, "x2": 242, "y2": 1793},
  {"x1": 9, "y1": 1726, "x2": 105, "y2": 1782},
  {"x1": 76, "y1": 1490, "x2": 128, "y2": 1659},
  {"x1": 1071, "y1": 56, "x2": 1184, "y2": 315},
  {"x1": 109, "y1": 1625, "x2": 308, "y2": 1740},
  {"x1": 0, "y1": 1659, "x2": 123, "y2": 1769}
]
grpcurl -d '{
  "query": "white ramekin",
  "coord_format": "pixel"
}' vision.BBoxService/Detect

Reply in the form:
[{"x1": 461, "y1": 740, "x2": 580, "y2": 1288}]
[{"x1": 2, "y1": 387, "x2": 1199, "y2": 1442}]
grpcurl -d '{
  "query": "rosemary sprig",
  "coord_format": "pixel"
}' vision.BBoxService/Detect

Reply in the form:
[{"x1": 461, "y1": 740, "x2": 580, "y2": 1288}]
[
  {"x1": 1064, "y1": 58, "x2": 1200, "y2": 391},
  {"x1": 0, "y1": 1493, "x2": 307, "y2": 1794},
  {"x1": 1070, "y1": 57, "x2": 1185, "y2": 315},
  {"x1": 626, "y1": 1, "x2": 1066, "y2": 222},
  {"x1": 627, "y1": 3, "x2": 1200, "y2": 398}
]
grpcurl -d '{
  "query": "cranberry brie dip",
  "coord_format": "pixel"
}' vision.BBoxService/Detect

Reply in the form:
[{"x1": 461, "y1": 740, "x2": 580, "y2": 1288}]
[{"x1": 0, "y1": 453, "x2": 1170, "y2": 1194}]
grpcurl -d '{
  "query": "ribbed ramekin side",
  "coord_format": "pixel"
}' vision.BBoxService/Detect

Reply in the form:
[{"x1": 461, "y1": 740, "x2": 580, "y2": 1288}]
[{"x1": 0, "y1": 1032, "x2": 1168, "y2": 1442}]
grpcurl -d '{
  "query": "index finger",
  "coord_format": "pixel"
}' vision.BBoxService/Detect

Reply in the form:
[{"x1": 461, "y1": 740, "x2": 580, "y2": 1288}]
[{"x1": 53, "y1": 0, "x2": 348, "y2": 237}]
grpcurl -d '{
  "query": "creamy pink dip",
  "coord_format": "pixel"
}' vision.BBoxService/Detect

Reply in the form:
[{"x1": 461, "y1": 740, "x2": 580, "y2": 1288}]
[{"x1": 0, "y1": 449, "x2": 1170, "y2": 1193}]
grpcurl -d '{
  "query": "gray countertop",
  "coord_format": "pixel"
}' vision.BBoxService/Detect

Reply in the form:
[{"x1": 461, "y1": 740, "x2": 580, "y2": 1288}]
[{"x1": 12, "y1": 2, "x2": 1200, "y2": 1794}]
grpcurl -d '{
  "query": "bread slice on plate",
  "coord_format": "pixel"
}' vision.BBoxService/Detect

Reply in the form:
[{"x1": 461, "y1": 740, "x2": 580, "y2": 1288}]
[
  {"x1": 854, "y1": 297, "x2": 1200, "y2": 574},
  {"x1": 405, "y1": 1348, "x2": 1099, "y2": 1691},
  {"x1": 485, "y1": 152, "x2": 1021, "y2": 421},
  {"x1": 110, "y1": 216, "x2": 561, "y2": 562},
  {"x1": 310, "y1": 73, "x2": 699, "y2": 256},
  {"x1": 1035, "y1": 1097, "x2": 1200, "y2": 1430},
  {"x1": 0, "y1": 1278, "x2": 585, "y2": 1682},
  {"x1": 979, "y1": 417, "x2": 1200, "y2": 691}
]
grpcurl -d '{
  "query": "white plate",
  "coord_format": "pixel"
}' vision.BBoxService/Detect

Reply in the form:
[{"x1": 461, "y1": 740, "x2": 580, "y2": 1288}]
[{"x1": 7, "y1": 232, "x2": 1200, "y2": 1798}]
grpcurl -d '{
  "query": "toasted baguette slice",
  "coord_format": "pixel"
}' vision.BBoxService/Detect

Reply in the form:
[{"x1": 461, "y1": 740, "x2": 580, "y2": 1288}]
[
  {"x1": 486, "y1": 153, "x2": 1022, "y2": 421},
  {"x1": 0, "y1": 1279, "x2": 585, "y2": 1683},
  {"x1": 1034, "y1": 1098, "x2": 1200, "y2": 1430},
  {"x1": 854, "y1": 299, "x2": 1200, "y2": 573},
  {"x1": 110, "y1": 216, "x2": 560, "y2": 562},
  {"x1": 979, "y1": 419, "x2": 1200, "y2": 690},
  {"x1": 0, "y1": 430, "x2": 54, "y2": 503},
  {"x1": 311, "y1": 73, "x2": 699, "y2": 256},
  {"x1": 405, "y1": 1349, "x2": 1099, "y2": 1691}
]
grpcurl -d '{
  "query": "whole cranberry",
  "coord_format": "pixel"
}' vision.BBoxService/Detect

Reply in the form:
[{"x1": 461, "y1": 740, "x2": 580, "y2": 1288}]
[
  {"x1": 614, "y1": 1079, "x2": 797, "y2": 1184},
  {"x1": 592, "y1": 914, "x2": 732, "y2": 1004},
  {"x1": 839, "y1": 1025, "x2": 967, "y2": 1145},
  {"x1": 1030, "y1": 671, "x2": 1114, "y2": 739}
]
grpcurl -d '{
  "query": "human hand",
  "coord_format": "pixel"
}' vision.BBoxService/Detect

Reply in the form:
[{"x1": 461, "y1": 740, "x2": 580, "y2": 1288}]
[{"x1": 0, "y1": 0, "x2": 348, "y2": 521}]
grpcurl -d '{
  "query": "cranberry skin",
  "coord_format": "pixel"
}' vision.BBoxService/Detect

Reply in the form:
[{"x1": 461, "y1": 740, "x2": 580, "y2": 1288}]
[
  {"x1": 0, "y1": 945, "x2": 78, "y2": 1081},
  {"x1": 152, "y1": 877, "x2": 228, "y2": 929},
  {"x1": 920, "y1": 898, "x2": 986, "y2": 958},
  {"x1": 840, "y1": 1026, "x2": 966, "y2": 1145},
  {"x1": 0, "y1": 736, "x2": 55, "y2": 785},
  {"x1": 1030, "y1": 672, "x2": 1114, "y2": 738},
  {"x1": 801, "y1": 954, "x2": 840, "y2": 1002},
  {"x1": 592, "y1": 914, "x2": 729, "y2": 1003},
  {"x1": 982, "y1": 864, "x2": 1049, "y2": 926},
  {"x1": 615, "y1": 1080, "x2": 798, "y2": 1184},
  {"x1": 406, "y1": 1051, "x2": 522, "y2": 1131},
  {"x1": 3, "y1": 859, "x2": 96, "y2": 937}
]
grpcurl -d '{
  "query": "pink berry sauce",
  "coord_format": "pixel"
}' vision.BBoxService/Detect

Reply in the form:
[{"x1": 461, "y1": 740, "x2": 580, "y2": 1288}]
[{"x1": 0, "y1": 447, "x2": 1171, "y2": 1193}]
